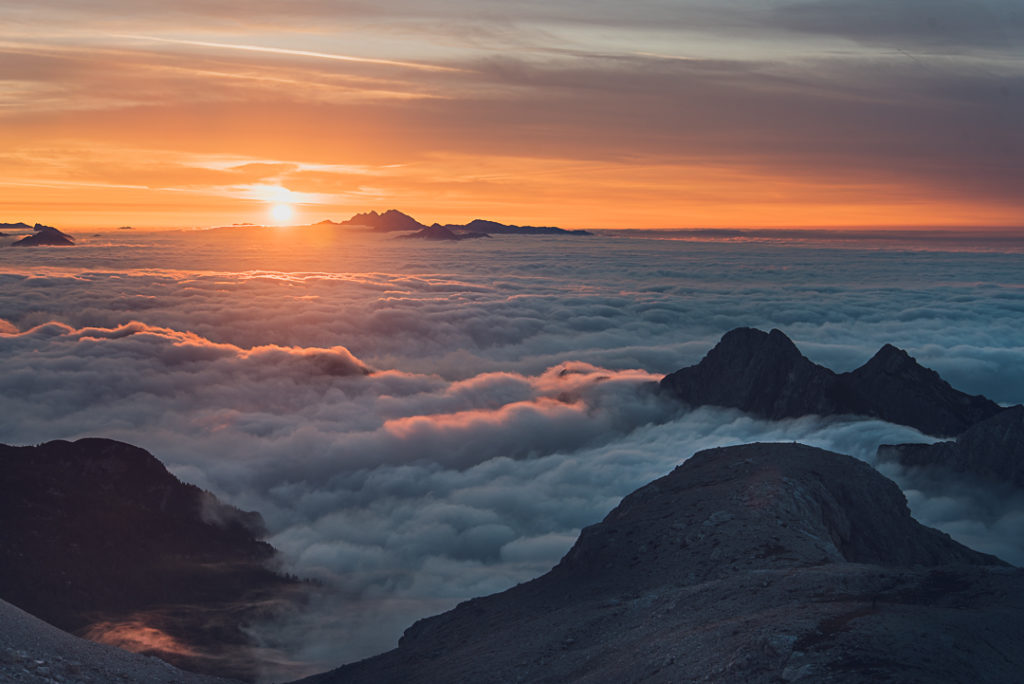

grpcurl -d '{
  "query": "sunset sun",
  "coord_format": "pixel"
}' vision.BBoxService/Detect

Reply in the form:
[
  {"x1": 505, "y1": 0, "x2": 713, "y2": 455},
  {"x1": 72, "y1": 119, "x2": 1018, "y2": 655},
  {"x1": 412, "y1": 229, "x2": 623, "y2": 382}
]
[{"x1": 269, "y1": 203, "x2": 295, "y2": 224}]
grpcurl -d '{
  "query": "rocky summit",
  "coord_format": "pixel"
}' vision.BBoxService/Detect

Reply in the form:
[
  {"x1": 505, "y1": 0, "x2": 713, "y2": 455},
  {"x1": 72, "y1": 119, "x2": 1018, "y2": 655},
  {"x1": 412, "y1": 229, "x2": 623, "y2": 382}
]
[
  {"x1": 660, "y1": 327, "x2": 1004, "y2": 436},
  {"x1": 298, "y1": 443, "x2": 1022, "y2": 684}
]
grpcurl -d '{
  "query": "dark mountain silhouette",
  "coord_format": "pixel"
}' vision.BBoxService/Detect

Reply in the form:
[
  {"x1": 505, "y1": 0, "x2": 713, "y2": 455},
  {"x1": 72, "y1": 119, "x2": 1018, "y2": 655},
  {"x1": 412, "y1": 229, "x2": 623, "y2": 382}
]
[
  {"x1": 660, "y1": 327, "x2": 1003, "y2": 436},
  {"x1": 298, "y1": 443, "x2": 1020, "y2": 684},
  {"x1": 0, "y1": 438, "x2": 304, "y2": 681},
  {"x1": 398, "y1": 225, "x2": 490, "y2": 241},
  {"x1": 10, "y1": 223, "x2": 75, "y2": 246},
  {"x1": 331, "y1": 210, "x2": 591, "y2": 236},
  {"x1": 338, "y1": 210, "x2": 427, "y2": 232},
  {"x1": 441, "y1": 218, "x2": 592, "y2": 236},
  {"x1": 879, "y1": 405, "x2": 1024, "y2": 488},
  {"x1": 0, "y1": 221, "x2": 32, "y2": 231}
]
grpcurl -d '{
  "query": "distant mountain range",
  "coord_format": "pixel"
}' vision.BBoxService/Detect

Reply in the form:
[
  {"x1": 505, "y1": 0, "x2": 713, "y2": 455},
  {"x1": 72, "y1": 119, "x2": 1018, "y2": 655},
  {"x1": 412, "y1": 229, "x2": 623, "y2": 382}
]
[
  {"x1": 660, "y1": 327, "x2": 1006, "y2": 437},
  {"x1": 301, "y1": 443, "x2": 1021, "y2": 684},
  {"x1": 334, "y1": 209, "x2": 592, "y2": 236}
]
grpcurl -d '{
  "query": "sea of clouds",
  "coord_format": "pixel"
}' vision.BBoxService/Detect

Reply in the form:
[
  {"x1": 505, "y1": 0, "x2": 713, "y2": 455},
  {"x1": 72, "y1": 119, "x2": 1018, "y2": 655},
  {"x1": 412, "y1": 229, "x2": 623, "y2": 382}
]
[{"x1": 1, "y1": 226, "x2": 1022, "y2": 677}]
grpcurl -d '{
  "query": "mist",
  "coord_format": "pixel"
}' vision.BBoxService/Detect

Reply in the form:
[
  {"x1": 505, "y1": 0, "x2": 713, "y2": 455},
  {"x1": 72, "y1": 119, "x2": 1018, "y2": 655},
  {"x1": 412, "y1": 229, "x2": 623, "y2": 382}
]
[{"x1": 1, "y1": 226, "x2": 1022, "y2": 676}]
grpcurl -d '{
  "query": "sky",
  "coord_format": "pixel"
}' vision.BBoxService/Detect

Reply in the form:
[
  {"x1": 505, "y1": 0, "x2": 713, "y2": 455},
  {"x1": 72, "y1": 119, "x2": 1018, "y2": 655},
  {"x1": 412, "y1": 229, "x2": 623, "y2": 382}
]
[
  {"x1": 2, "y1": 0, "x2": 1024, "y2": 229},
  {"x1": 1, "y1": 228, "x2": 1023, "y2": 678}
]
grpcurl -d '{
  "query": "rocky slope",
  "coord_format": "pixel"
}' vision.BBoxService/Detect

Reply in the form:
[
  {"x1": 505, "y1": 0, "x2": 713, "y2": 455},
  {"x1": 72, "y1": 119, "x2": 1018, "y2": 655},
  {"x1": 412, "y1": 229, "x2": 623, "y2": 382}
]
[
  {"x1": 0, "y1": 598, "x2": 238, "y2": 684},
  {"x1": 878, "y1": 404, "x2": 1024, "y2": 488},
  {"x1": 299, "y1": 443, "x2": 1022, "y2": 684},
  {"x1": 0, "y1": 438, "x2": 303, "y2": 681},
  {"x1": 660, "y1": 327, "x2": 1004, "y2": 436}
]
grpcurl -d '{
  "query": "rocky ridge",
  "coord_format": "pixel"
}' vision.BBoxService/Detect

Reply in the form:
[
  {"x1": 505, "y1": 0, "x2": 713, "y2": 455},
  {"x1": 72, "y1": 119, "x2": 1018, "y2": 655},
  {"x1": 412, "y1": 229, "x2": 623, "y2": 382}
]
[
  {"x1": 300, "y1": 443, "x2": 1021, "y2": 684},
  {"x1": 660, "y1": 327, "x2": 1005, "y2": 436},
  {"x1": 878, "y1": 404, "x2": 1024, "y2": 488}
]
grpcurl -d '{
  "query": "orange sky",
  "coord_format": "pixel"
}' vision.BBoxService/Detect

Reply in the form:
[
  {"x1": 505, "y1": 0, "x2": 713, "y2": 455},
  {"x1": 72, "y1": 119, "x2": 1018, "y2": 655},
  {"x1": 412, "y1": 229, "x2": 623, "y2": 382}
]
[{"x1": 1, "y1": 1, "x2": 1022, "y2": 230}]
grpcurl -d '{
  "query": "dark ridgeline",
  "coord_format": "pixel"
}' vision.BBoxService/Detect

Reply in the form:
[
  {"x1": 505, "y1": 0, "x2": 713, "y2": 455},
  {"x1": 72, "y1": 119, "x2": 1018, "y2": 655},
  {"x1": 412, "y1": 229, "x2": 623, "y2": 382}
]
[
  {"x1": 0, "y1": 438, "x2": 304, "y2": 682},
  {"x1": 298, "y1": 443, "x2": 1022, "y2": 684},
  {"x1": 9, "y1": 223, "x2": 75, "y2": 246},
  {"x1": 879, "y1": 404, "x2": 1024, "y2": 488},
  {"x1": 438, "y1": 218, "x2": 593, "y2": 236},
  {"x1": 660, "y1": 327, "x2": 1004, "y2": 437},
  {"x1": 338, "y1": 209, "x2": 428, "y2": 232},
  {"x1": 334, "y1": 209, "x2": 592, "y2": 236},
  {"x1": 397, "y1": 225, "x2": 490, "y2": 241}
]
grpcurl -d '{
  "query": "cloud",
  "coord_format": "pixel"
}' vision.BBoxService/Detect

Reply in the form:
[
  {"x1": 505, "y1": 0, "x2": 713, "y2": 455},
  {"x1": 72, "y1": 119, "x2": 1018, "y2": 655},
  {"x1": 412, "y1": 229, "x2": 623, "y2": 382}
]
[
  {"x1": 774, "y1": 0, "x2": 1024, "y2": 50},
  {"x1": 1, "y1": 230, "x2": 1022, "y2": 673}
]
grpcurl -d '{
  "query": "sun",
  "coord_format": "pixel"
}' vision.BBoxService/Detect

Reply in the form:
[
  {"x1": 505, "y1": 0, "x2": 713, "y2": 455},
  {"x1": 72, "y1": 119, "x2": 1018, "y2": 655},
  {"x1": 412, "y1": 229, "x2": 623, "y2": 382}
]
[{"x1": 269, "y1": 203, "x2": 295, "y2": 224}]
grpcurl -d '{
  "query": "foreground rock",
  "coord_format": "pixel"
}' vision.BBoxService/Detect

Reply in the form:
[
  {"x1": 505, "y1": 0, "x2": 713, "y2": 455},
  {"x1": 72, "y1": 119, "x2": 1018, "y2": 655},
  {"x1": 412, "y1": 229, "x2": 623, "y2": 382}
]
[
  {"x1": 660, "y1": 327, "x2": 1004, "y2": 436},
  {"x1": 10, "y1": 224, "x2": 75, "y2": 247},
  {"x1": 0, "y1": 598, "x2": 238, "y2": 683},
  {"x1": 299, "y1": 443, "x2": 1022, "y2": 684},
  {"x1": 0, "y1": 439, "x2": 303, "y2": 681},
  {"x1": 879, "y1": 405, "x2": 1024, "y2": 488}
]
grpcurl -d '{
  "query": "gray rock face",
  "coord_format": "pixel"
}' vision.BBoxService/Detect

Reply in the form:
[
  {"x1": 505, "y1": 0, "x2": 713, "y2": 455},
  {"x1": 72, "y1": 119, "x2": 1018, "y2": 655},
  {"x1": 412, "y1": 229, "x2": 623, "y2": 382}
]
[
  {"x1": 660, "y1": 328, "x2": 1004, "y2": 436},
  {"x1": 879, "y1": 405, "x2": 1024, "y2": 488},
  {"x1": 297, "y1": 444, "x2": 1021, "y2": 684}
]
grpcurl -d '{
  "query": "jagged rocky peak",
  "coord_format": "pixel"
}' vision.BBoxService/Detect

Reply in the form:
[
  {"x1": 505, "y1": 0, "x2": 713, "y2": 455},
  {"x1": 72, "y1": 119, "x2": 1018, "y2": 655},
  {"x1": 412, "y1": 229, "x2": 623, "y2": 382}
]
[
  {"x1": 660, "y1": 327, "x2": 840, "y2": 420},
  {"x1": 338, "y1": 209, "x2": 426, "y2": 231},
  {"x1": 660, "y1": 327, "x2": 1004, "y2": 437},
  {"x1": 299, "y1": 443, "x2": 1020, "y2": 684}
]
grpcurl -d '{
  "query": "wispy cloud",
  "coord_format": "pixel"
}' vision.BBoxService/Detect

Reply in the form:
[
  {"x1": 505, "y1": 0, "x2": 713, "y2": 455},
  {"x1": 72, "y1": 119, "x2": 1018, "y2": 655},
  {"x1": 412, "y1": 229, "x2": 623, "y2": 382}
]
[{"x1": 117, "y1": 34, "x2": 467, "y2": 73}]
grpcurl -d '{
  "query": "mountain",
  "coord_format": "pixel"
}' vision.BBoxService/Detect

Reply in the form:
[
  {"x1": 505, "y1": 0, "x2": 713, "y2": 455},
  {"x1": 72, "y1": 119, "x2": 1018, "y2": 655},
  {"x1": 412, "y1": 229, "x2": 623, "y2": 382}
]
[
  {"x1": 337, "y1": 210, "x2": 427, "y2": 232},
  {"x1": 10, "y1": 223, "x2": 75, "y2": 246},
  {"x1": 0, "y1": 221, "x2": 32, "y2": 231},
  {"x1": 441, "y1": 218, "x2": 593, "y2": 236},
  {"x1": 0, "y1": 438, "x2": 303, "y2": 681},
  {"x1": 660, "y1": 327, "x2": 1005, "y2": 436},
  {"x1": 333, "y1": 210, "x2": 592, "y2": 236},
  {"x1": 878, "y1": 405, "x2": 1024, "y2": 488},
  {"x1": 398, "y1": 225, "x2": 490, "y2": 241},
  {"x1": 298, "y1": 443, "x2": 1020, "y2": 684}
]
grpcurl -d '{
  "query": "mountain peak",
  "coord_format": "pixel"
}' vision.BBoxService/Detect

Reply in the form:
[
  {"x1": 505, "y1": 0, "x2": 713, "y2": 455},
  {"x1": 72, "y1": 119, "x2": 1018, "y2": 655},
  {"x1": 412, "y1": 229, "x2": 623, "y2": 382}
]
[
  {"x1": 660, "y1": 327, "x2": 1003, "y2": 436},
  {"x1": 338, "y1": 210, "x2": 426, "y2": 231},
  {"x1": 661, "y1": 327, "x2": 839, "y2": 419},
  {"x1": 555, "y1": 443, "x2": 1000, "y2": 589},
  {"x1": 302, "y1": 443, "x2": 1018, "y2": 684}
]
